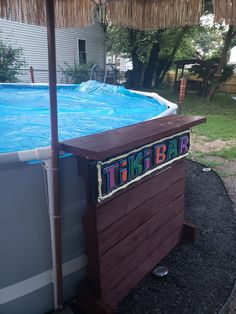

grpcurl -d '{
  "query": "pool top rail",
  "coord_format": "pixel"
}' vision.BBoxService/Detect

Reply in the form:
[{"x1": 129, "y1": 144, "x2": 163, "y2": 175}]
[{"x1": 60, "y1": 115, "x2": 206, "y2": 161}]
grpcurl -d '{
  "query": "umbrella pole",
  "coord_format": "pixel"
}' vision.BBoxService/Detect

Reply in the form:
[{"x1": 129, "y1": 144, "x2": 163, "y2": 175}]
[{"x1": 46, "y1": 0, "x2": 63, "y2": 310}]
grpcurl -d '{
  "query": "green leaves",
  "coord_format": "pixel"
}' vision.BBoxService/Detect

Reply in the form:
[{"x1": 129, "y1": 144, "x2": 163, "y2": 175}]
[
  {"x1": 0, "y1": 40, "x2": 26, "y2": 82},
  {"x1": 59, "y1": 62, "x2": 94, "y2": 84}
]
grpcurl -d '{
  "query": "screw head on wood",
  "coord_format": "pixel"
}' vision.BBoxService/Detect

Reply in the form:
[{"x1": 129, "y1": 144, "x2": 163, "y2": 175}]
[
  {"x1": 202, "y1": 167, "x2": 212, "y2": 172},
  {"x1": 152, "y1": 266, "x2": 169, "y2": 278}
]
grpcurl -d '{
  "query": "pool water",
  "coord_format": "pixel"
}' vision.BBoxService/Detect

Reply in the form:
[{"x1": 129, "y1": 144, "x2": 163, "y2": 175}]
[{"x1": 0, "y1": 81, "x2": 168, "y2": 153}]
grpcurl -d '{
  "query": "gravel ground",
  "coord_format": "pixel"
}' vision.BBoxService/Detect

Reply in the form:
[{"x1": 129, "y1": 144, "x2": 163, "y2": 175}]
[{"x1": 116, "y1": 160, "x2": 236, "y2": 314}]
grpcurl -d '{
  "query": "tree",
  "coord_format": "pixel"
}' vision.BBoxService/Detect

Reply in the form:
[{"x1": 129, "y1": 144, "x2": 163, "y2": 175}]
[
  {"x1": 0, "y1": 39, "x2": 26, "y2": 82},
  {"x1": 190, "y1": 58, "x2": 233, "y2": 96},
  {"x1": 105, "y1": 25, "x2": 218, "y2": 89},
  {"x1": 198, "y1": 3, "x2": 236, "y2": 101},
  {"x1": 206, "y1": 25, "x2": 236, "y2": 101}
]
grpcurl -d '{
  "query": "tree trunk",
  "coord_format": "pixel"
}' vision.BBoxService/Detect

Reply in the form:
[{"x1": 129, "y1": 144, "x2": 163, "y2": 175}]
[
  {"x1": 142, "y1": 30, "x2": 164, "y2": 89},
  {"x1": 127, "y1": 29, "x2": 145, "y2": 88},
  {"x1": 142, "y1": 42, "x2": 160, "y2": 88},
  {"x1": 157, "y1": 27, "x2": 188, "y2": 86},
  {"x1": 206, "y1": 25, "x2": 236, "y2": 102}
]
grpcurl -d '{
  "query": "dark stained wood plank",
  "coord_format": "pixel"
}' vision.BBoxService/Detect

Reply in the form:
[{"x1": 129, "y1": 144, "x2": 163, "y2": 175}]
[
  {"x1": 100, "y1": 198, "x2": 184, "y2": 296},
  {"x1": 99, "y1": 189, "x2": 184, "y2": 277},
  {"x1": 98, "y1": 179, "x2": 184, "y2": 255},
  {"x1": 96, "y1": 160, "x2": 184, "y2": 232},
  {"x1": 104, "y1": 227, "x2": 183, "y2": 307},
  {"x1": 182, "y1": 222, "x2": 197, "y2": 242},
  {"x1": 60, "y1": 115, "x2": 206, "y2": 160},
  {"x1": 77, "y1": 281, "x2": 113, "y2": 314},
  {"x1": 83, "y1": 212, "x2": 101, "y2": 297}
]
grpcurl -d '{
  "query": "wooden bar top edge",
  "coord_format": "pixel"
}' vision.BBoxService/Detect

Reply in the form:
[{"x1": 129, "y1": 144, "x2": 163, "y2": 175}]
[{"x1": 60, "y1": 115, "x2": 206, "y2": 160}]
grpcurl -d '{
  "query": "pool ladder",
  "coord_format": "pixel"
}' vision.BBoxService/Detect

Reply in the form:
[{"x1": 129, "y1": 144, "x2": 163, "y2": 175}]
[{"x1": 90, "y1": 64, "x2": 117, "y2": 85}]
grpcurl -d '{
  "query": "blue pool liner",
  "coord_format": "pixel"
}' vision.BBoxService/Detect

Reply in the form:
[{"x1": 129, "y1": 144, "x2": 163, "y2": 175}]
[{"x1": 0, "y1": 81, "x2": 168, "y2": 153}]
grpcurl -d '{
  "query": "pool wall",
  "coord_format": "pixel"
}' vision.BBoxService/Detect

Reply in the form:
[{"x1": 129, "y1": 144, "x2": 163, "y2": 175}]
[
  {"x1": 0, "y1": 85, "x2": 178, "y2": 313},
  {"x1": 0, "y1": 156, "x2": 87, "y2": 313}
]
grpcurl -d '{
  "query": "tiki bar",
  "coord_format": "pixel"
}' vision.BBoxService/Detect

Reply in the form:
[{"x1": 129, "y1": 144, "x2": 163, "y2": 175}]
[
  {"x1": 1, "y1": 0, "x2": 235, "y2": 313},
  {"x1": 60, "y1": 114, "x2": 206, "y2": 313}
]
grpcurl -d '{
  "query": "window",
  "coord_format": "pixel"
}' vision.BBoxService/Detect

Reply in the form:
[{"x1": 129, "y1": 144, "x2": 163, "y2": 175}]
[{"x1": 78, "y1": 39, "x2": 86, "y2": 64}]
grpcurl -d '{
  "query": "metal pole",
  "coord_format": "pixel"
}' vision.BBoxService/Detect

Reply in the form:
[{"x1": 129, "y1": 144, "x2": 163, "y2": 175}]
[{"x1": 46, "y1": 0, "x2": 63, "y2": 310}]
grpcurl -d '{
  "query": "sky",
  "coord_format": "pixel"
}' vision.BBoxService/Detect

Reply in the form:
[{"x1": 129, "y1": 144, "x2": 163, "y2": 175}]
[{"x1": 228, "y1": 47, "x2": 236, "y2": 65}]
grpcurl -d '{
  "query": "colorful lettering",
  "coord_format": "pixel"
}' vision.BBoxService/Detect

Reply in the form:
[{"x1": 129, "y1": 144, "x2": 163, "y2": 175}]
[
  {"x1": 154, "y1": 144, "x2": 166, "y2": 165},
  {"x1": 129, "y1": 152, "x2": 143, "y2": 178},
  {"x1": 179, "y1": 135, "x2": 189, "y2": 154},
  {"x1": 143, "y1": 149, "x2": 151, "y2": 171},
  {"x1": 103, "y1": 163, "x2": 119, "y2": 192},
  {"x1": 167, "y1": 139, "x2": 178, "y2": 160},
  {"x1": 120, "y1": 159, "x2": 128, "y2": 184},
  {"x1": 100, "y1": 132, "x2": 190, "y2": 199}
]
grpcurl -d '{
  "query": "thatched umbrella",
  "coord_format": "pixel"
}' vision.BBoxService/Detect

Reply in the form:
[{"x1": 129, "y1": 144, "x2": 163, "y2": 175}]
[
  {"x1": 0, "y1": 0, "x2": 235, "y2": 310},
  {"x1": 1, "y1": 0, "x2": 235, "y2": 29}
]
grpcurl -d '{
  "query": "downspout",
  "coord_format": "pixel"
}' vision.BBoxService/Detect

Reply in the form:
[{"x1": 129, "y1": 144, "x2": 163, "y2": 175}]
[{"x1": 46, "y1": 0, "x2": 63, "y2": 310}]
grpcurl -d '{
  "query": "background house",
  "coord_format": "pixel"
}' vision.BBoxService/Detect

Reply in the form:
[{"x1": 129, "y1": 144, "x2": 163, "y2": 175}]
[
  {"x1": 228, "y1": 46, "x2": 236, "y2": 66},
  {"x1": 106, "y1": 54, "x2": 133, "y2": 72},
  {"x1": 0, "y1": 18, "x2": 106, "y2": 83}
]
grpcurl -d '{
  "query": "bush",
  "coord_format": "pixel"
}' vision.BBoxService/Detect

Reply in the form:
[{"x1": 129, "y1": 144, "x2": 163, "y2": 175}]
[
  {"x1": 190, "y1": 58, "x2": 233, "y2": 85},
  {"x1": 60, "y1": 62, "x2": 94, "y2": 84},
  {"x1": 0, "y1": 39, "x2": 26, "y2": 82}
]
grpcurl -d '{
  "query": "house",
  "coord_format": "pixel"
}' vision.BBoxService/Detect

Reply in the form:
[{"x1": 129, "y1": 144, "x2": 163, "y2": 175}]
[
  {"x1": 0, "y1": 18, "x2": 106, "y2": 83},
  {"x1": 228, "y1": 46, "x2": 236, "y2": 66},
  {"x1": 106, "y1": 54, "x2": 133, "y2": 72}
]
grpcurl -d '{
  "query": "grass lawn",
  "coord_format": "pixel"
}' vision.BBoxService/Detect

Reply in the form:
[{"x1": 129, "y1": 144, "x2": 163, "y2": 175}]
[{"x1": 157, "y1": 90, "x2": 236, "y2": 161}]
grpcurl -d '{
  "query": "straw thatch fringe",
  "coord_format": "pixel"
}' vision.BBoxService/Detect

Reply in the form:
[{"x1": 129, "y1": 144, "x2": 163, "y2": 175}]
[
  {"x1": 0, "y1": 0, "x2": 95, "y2": 28},
  {"x1": 213, "y1": 0, "x2": 236, "y2": 25},
  {"x1": 106, "y1": 0, "x2": 204, "y2": 30},
  {"x1": 56, "y1": 0, "x2": 95, "y2": 28},
  {"x1": 1, "y1": 0, "x2": 236, "y2": 30}
]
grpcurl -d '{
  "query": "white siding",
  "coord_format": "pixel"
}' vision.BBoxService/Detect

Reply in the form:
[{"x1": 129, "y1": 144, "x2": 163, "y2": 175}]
[{"x1": 0, "y1": 19, "x2": 105, "y2": 83}]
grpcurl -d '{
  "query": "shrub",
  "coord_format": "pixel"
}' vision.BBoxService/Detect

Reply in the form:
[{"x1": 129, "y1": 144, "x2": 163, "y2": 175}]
[
  {"x1": 60, "y1": 62, "x2": 94, "y2": 84},
  {"x1": 190, "y1": 58, "x2": 233, "y2": 85},
  {"x1": 0, "y1": 39, "x2": 26, "y2": 82}
]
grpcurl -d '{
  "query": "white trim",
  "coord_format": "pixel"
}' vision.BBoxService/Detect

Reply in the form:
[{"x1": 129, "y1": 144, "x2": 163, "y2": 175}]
[
  {"x1": 130, "y1": 89, "x2": 178, "y2": 116},
  {"x1": 97, "y1": 130, "x2": 190, "y2": 202},
  {"x1": 0, "y1": 255, "x2": 87, "y2": 305}
]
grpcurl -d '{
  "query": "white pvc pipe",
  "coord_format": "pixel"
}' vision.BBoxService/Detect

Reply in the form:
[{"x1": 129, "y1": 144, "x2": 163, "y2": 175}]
[
  {"x1": 0, "y1": 146, "x2": 52, "y2": 164},
  {"x1": 18, "y1": 147, "x2": 53, "y2": 162},
  {"x1": 43, "y1": 158, "x2": 58, "y2": 309}
]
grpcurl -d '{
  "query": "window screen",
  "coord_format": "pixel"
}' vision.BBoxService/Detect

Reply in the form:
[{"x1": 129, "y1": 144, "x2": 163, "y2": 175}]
[{"x1": 78, "y1": 39, "x2": 87, "y2": 64}]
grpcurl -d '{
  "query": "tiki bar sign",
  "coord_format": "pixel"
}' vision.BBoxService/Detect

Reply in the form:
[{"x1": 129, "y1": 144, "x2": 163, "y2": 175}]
[{"x1": 96, "y1": 131, "x2": 190, "y2": 202}]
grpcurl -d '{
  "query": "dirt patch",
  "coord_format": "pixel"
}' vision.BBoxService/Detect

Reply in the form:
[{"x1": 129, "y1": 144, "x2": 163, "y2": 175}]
[
  {"x1": 189, "y1": 134, "x2": 236, "y2": 208},
  {"x1": 190, "y1": 133, "x2": 236, "y2": 154}
]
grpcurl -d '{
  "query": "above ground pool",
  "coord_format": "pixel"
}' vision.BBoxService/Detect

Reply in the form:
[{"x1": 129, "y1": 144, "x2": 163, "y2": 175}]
[
  {"x1": 0, "y1": 80, "x2": 181, "y2": 314},
  {"x1": 0, "y1": 81, "x2": 177, "y2": 154}
]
